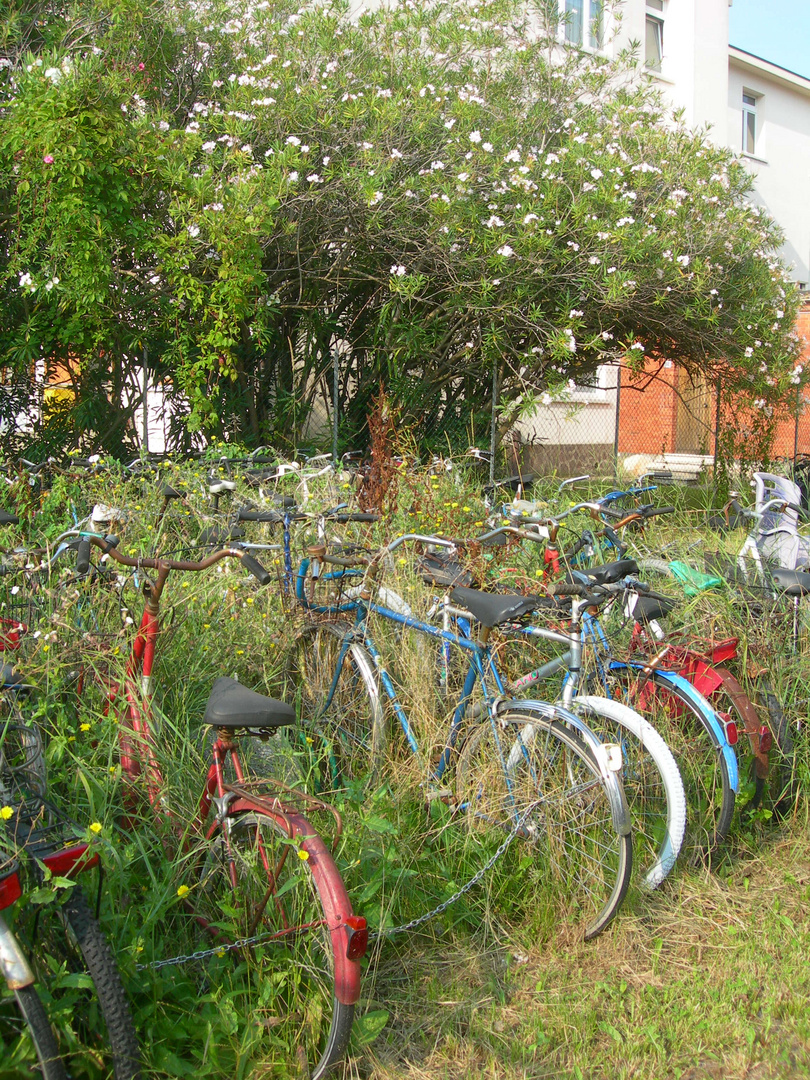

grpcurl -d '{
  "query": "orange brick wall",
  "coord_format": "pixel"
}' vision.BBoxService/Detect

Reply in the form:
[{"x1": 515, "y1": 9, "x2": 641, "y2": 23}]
[
  {"x1": 617, "y1": 362, "x2": 679, "y2": 455},
  {"x1": 618, "y1": 298, "x2": 810, "y2": 461}
]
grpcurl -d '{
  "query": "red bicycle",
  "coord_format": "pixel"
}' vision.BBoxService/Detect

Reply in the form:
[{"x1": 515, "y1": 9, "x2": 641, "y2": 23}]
[{"x1": 73, "y1": 533, "x2": 367, "y2": 1079}]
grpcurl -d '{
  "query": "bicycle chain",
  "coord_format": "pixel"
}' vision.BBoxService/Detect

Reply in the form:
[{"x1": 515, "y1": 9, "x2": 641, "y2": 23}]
[{"x1": 136, "y1": 804, "x2": 535, "y2": 972}]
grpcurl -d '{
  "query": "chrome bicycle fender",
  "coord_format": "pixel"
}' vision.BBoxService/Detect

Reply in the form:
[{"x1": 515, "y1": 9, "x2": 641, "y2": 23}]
[
  {"x1": 496, "y1": 698, "x2": 631, "y2": 837},
  {"x1": 0, "y1": 915, "x2": 35, "y2": 990}
]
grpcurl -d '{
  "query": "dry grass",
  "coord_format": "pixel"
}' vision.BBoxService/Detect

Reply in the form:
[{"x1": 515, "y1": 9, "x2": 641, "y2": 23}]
[{"x1": 347, "y1": 819, "x2": 810, "y2": 1080}]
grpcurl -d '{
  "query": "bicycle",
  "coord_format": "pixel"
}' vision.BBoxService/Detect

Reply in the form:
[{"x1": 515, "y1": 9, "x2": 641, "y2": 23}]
[
  {"x1": 290, "y1": 534, "x2": 633, "y2": 941},
  {"x1": 0, "y1": 678, "x2": 141, "y2": 1079},
  {"x1": 68, "y1": 533, "x2": 368, "y2": 1079}
]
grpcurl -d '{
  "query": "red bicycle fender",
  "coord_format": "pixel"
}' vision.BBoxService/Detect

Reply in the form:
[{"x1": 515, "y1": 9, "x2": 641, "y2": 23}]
[
  {"x1": 710, "y1": 669, "x2": 768, "y2": 779},
  {"x1": 228, "y1": 798, "x2": 362, "y2": 1005}
]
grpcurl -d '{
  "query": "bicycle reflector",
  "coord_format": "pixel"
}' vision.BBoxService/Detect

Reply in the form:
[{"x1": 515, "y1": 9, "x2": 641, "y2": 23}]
[
  {"x1": 758, "y1": 725, "x2": 773, "y2": 754},
  {"x1": 716, "y1": 711, "x2": 738, "y2": 746},
  {"x1": 0, "y1": 866, "x2": 22, "y2": 910},
  {"x1": 345, "y1": 915, "x2": 368, "y2": 961},
  {"x1": 41, "y1": 844, "x2": 99, "y2": 878}
]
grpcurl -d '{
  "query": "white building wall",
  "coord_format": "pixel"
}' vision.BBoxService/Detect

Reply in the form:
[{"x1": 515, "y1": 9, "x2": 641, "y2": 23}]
[{"x1": 728, "y1": 50, "x2": 810, "y2": 286}]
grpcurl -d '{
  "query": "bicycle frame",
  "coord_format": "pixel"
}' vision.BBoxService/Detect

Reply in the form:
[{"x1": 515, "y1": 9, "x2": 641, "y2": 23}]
[
  {"x1": 74, "y1": 538, "x2": 365, "y2": 1005},
  {"x1": 294, "y1": 556, "x2": 630, "y2": 833}
]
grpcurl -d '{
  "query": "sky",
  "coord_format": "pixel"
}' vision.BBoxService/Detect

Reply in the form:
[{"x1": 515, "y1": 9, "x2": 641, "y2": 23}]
[{"x1": 729, "y1": 0, "x2": 810, "y2": 80}]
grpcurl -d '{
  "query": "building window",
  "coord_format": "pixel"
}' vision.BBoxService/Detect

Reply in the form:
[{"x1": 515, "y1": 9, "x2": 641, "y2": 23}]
[
  {"x1": 564, "y1": 0, "x2": 603, "y2": 49},
  {"x1": 742, "y1": 90, "x2": 759, "y2": 155},
  {"x1": 645, "y1": 0, "x2": 664, "y2": 71}
]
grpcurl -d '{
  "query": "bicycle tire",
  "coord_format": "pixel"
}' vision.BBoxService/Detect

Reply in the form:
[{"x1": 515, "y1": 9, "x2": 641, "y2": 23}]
[
  {"x1": 570, "y1": 695, "x2": 686, "y2": 889},
  {"x1": 455, "y1": 710, "x2": 632, "y2": 940},
  {"x1": 287, "y1": 621, "x2": 385, "y2": 782},
  {"x1": 603, "y1": 668, "x2": 735, "y2": 864},
  {"x1": 12, "y1": 984, "x2": 68, "y2": 1080},
  {"x1": 761, "y1": 686, "x2": 797, "y2": 818},
  {"x1": 15, "y1": 884, "x2": 141, "y2": 1080},
  {"x1": 200, "y1": 810, "x2": 355, "y2": 1079}
]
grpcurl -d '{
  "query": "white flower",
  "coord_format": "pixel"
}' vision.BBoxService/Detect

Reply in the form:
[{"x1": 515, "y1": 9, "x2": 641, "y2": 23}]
[
  {"x1": 201, "y1": 141, "x2": 216, "y2": 153},
  {"x1": 390, "y1": 264, "x2": 406, "y2": 276},
  {"x1": 630, "y1": 341, "x2": 645, "y2": 351},
  {"x1": 158, "y1": 120, "x2": 170, "y2": 131},
  {"x1": 469, "y1": 131, "x2": 482, "y2": 144},
  {"x1": 187, "y1": 225, "x2": 200, "y2": 238},
  {"x1": 676, "y1": 255, "x2": 690, "y2": 267},
  {"x1": 601, "y1": 331, "x2": 614, "y2": 341},
  {"x1": 390, "y1": 148, "x2": 403, "y2": 159},
  {"x1": 482, "y1": 143, "x2": 493, "y2": 153},
  {"x1": 285, "y1": 135, "x2": 301, "y2": 146},
  {"x1": 588, "y1": 256, "x2": 600, "y2": 265},
  {"x1": 496, "y1": 245, "x2": 514, "y2": 257},
  {"x1": 288, "y1": 171, "x2": 299, "y2": 182},
  {"x1": 444, "y1": 119, "x2": 456, "y2": 130},
  {"x1": 590, "y1": 168, "x2": 603, "y2": 180},
  {"x1": 484, "y1": 215, "x2": 504, "y2": 228},
  {"x1": 307, "y1": 173, "x2": 323, "y2": 184},
  {"x1": 569, "y1": 309, "x2": 584, "y2": 318},
  {"x1": 504, "y1": 150, "x2": 521, "y2": 163},
  {"x1": 44, "y1": 67, "x2": 62, "y2": 84}
]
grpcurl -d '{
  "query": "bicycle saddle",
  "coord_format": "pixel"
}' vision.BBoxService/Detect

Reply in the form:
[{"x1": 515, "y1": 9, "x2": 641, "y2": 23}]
[
  {"x1": 203, "y1": 677, "x2": 295, "y2": 731},
  {"x1": 770, "y1": 568, "x2": 810, "y2": 597},
  {"x1": 450, "y1": 586, "x2": 541, "y2": 627},
  {"x1": 631, "y1": 594, "x2": 676, "y2": 624},
  {"x1": 572, "y1": 559, "x2": 639, "y2": 585}
]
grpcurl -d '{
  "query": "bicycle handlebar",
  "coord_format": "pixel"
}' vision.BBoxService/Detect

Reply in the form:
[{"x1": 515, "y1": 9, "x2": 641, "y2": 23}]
[{"x1": 77, "y1": 534, "x2": 272, "y2": 581}]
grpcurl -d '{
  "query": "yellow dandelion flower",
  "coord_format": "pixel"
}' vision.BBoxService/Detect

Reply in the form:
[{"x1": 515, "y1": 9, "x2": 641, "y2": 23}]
[
  {"x1": 89, "y1": 822, "x2": 103, "y2": 834},
  {"x1": 80, "y1": 723, "x2": 91, "y2": 732},
  {"x1": 0, "y1": 806, "x2": 13, "y2": 820},
  {"x1": 177, "y1": 884, "x2": 190, "y2": 897},
  {"x1": 297, "y1": 849, "x2": 310, "y2": 861}
]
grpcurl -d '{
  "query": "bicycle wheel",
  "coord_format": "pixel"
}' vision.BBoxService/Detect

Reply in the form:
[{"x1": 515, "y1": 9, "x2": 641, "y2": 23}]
[
  {"x1": 287, "y1": 622, "x2": 384, "y2": 782},
  {"x1": 13, "y1": 884, "x2": 141, "y2": 1080},
  {"x1": 200, "y1": 811, "x2": 355, "y2": 1079},
  {"x1": 603, "y1": 668, "x2": 735, "y2": 864},
  {"x1": 570, "y1": 695, "x2": 686, "y2": 889},
  {"x1": 11, "y1": 984, "x2": 68, "y2": 1080},
  {"x1": 0, "y1": 691, "x2": 46, "y2": 802},
  {"x1": 455, "y1": 710, "x2": 632, "y2": 940}
]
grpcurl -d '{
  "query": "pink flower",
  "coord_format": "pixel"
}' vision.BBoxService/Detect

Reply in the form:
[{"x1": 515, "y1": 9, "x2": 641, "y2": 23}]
[
  {"x1": 43, "y1": 154, "x2": 54, "y2": 164},
  {"x1": 138, "y1": 63, "x2": 145, "y2": 71}
]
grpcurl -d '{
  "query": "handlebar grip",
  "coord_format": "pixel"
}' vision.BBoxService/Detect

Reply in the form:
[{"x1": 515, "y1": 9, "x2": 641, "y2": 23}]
[
  {"x1": 631, "y1": 583, "x2": 677, "y2": 604},
  {"x1": 240, "y1": 552, "x2": 272, "y2": 586},
  {"x1": 640, "y1": 505, "x2": 676, "y2": 518},
  {"x1": 237, "y1": 509, "x2": 283, "y2": 523},
  {"x1": 547, "y1": 582, "x2": 590, "y2": 597},
  {"x1": 332, "y1": 513, "x2": 379, "y2": 523},
  {"x1": 76, "y1": 538, "x2": 91, "y2": 575},
  {"x1": 598, "y1": 504, "x2": 625, "y2": 519}
]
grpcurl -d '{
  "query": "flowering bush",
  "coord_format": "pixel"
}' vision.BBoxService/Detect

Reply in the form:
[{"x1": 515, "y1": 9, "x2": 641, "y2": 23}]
[{"x1": 0, "y1": 0, "x2": 801, "y2": 455}]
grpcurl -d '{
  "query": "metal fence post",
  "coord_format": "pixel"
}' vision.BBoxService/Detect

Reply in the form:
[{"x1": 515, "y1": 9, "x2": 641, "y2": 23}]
[
  {"x1": 795, "y1": 383, "x2": 801, "y2": 464},
  {"x1": 612, "y1": 364, "x2": 621, "y2": 480},
  {"x1": 332, "y1": 345, "x2": 339, "y2": 463},
  {"x1": 142, "y1": 346, "x2": 148, "y2": 455},
  {"x1": 489, "y1": 360, "x2": 498, "y2": 486}
]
